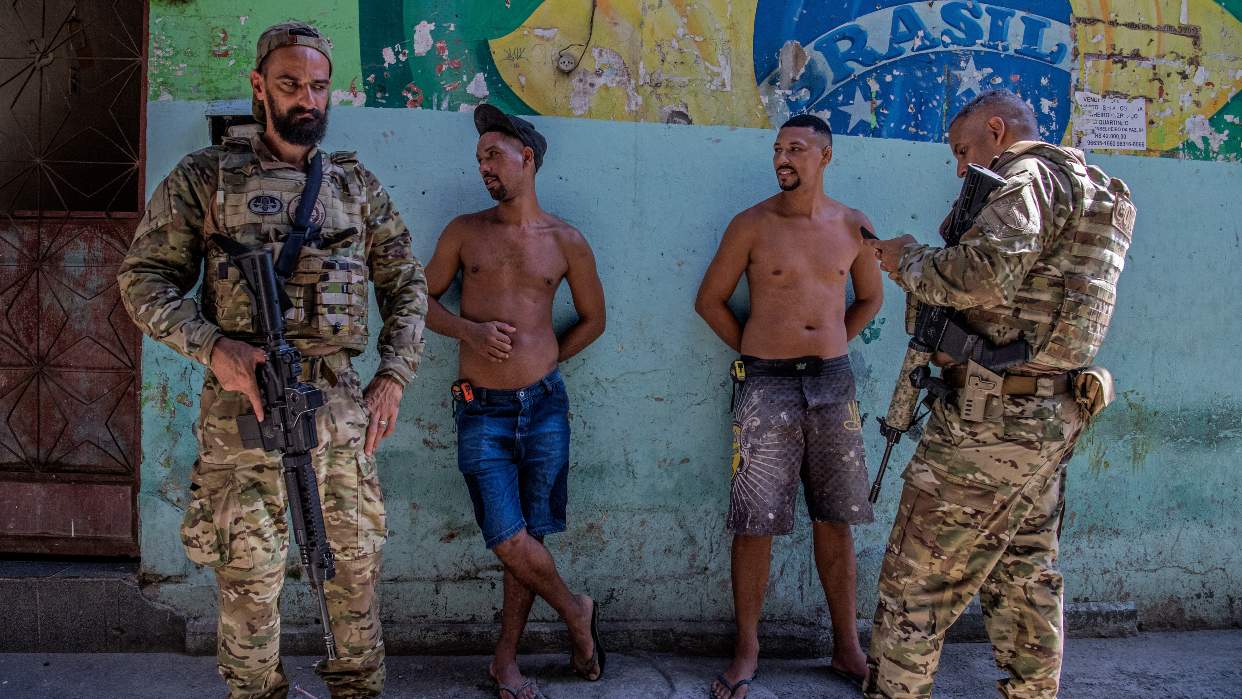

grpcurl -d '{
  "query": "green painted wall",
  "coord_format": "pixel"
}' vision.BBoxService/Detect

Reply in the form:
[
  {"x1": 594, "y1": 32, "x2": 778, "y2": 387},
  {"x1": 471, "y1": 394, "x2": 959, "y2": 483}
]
[{"x1": 149, "y1": 0, "x2": 364, "y2": 104}]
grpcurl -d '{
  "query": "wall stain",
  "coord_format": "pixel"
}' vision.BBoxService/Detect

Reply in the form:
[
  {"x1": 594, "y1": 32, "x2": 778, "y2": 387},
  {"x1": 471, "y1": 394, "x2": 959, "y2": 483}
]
[
  {"x1": 422, "y1": 436, "x2": 452, "y2": 451},
  {"x1": 859, "y1": 316, "x2": 885, "y2": 344}
]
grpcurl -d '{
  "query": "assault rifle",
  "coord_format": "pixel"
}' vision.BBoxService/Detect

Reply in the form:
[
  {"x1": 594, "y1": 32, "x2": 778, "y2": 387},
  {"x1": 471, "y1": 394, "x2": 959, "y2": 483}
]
[
  {"x1": 866, "y1": 164, "x2": 1028, "y2": 504},
  {"x1": 228, "y1": 244, "x2": 338, "y2": 660}
]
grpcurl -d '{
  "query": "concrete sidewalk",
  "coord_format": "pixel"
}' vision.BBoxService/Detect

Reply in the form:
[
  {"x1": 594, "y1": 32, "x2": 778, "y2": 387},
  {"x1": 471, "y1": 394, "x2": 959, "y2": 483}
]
[{"x1": 0, "y1": 630, "x2": 1238, "y2": 698}]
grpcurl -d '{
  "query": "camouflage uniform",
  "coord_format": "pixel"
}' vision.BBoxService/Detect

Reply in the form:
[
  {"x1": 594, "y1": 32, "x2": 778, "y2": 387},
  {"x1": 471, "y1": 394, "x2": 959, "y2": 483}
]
[
  {"x1": 865, "y1": 142, "x2": 1135, "y2": 699},
  {"x1": 117, "y1": 128, "x2": 427, "y2": 698}
]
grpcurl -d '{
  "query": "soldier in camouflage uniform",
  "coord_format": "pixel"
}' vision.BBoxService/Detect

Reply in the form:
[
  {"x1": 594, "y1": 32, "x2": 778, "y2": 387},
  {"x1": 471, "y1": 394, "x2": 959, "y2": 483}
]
[
  {"x1": 865, "y1": 90, "x2": 1135, "y2": 698},
  {"x1": 117, "y1": 22, "x2": 428, "y2": 699}
]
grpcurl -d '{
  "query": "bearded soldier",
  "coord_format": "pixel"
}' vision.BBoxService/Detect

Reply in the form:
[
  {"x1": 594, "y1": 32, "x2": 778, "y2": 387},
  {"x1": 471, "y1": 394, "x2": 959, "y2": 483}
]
[
  {"x1": 117, "y1": 22, "x2": 427, "y2": 699},
  {"x1": 865, "y1": 90, "x2": 1135, "y2": 698}
]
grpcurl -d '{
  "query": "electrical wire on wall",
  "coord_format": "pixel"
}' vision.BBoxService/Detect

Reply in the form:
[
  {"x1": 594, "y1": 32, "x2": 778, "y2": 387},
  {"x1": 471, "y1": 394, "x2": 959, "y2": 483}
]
[{"x1": 555, "y1": 0, "x2": 598, "y2": 73}]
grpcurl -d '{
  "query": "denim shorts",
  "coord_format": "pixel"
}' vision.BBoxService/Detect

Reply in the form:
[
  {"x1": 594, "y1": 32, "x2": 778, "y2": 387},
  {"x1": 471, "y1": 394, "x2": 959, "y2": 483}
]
[{"x1": 454, "y1": 369, "x2": 570, "y2": 548}]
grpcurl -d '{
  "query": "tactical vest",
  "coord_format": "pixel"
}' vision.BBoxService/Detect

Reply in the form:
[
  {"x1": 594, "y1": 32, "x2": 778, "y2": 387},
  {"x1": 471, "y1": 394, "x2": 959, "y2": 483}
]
[
  {"x1": 963, "y1": 142, "x2": 1135, "y2": 372},
  {"x1": 203, "y1": 135, "x2": 372, "y2": 353}
]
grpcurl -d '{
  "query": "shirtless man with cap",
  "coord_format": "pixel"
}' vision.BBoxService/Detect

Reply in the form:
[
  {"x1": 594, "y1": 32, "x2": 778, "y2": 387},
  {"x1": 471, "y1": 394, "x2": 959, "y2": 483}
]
[{"x1": 424, "y1": 105, "x2": 608, "y2": 699}]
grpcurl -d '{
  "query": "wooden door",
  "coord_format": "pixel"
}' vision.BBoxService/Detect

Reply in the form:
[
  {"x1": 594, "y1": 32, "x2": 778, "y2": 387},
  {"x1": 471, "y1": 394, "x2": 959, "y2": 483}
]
[{"x1": 0, "y1": 0, "x2": 146, "y2": 557}]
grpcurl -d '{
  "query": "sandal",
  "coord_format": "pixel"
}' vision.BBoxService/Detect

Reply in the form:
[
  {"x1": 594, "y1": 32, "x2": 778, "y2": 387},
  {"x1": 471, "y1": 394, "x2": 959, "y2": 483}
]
[
  {"x1": 709, "y1": 671, "x2": 757, "y2": 698},
  {"x1": 570, "y1": 598, "x2": 606, "y2": 681},
  {"x1": 495, "y1": 677, "x2": 545, "y2": 699}
]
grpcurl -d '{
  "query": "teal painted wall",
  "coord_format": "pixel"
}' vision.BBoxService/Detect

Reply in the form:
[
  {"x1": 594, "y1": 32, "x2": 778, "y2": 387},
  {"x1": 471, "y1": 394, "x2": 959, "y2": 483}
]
[{"x1": 138, "y1": 101, "x2": 1242, "y2": 631}]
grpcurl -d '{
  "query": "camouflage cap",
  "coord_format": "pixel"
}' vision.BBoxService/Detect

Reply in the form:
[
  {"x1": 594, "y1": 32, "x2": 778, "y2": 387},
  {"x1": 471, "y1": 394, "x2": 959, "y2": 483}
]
[{"x1": 252, "y1": 21, "x2": 333, "y2": 121}]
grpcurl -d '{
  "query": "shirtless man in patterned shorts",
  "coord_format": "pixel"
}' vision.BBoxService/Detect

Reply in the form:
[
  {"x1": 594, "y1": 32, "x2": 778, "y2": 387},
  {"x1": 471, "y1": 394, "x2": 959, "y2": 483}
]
[{"x1": 695, "y1": 114, "x2": 884, "y2": 698}]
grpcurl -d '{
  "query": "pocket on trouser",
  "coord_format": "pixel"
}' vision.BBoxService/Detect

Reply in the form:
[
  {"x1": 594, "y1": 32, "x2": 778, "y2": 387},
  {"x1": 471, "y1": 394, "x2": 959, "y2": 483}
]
[
  {"x1": 318, "y1": 362, "x2": 370, "y2": 451},
  {"x1": 181, "y1": 463, "x2": 285, "y2": 570},
  {"x1": 181, "y1": 475, "x2": 230, "y2": 568},
  {"x1": 197, "y1": 376, "x2": 255, "y2": 463},
  {"x1": 321, "y1": 449, "x2": 388, "y2": 560},
  {"x1": 890, "y1": 471, "x2": 1001, "y2": 579}
]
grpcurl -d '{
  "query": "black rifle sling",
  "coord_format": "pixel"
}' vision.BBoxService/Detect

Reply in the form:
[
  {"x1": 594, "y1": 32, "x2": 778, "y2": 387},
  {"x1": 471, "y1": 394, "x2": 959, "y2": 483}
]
[
  {"x1": 274, "y1": 150, "x2": 324, "y2": 283},
  {"x1": 210, "y1": 233, "x2": 249, "y2": 257}
]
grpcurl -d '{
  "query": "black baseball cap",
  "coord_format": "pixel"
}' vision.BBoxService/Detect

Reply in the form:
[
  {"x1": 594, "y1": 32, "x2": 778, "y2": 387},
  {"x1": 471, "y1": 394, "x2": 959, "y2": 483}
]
[{"x1": 474, "y1": 104, "x2": 547, "y2": 171}]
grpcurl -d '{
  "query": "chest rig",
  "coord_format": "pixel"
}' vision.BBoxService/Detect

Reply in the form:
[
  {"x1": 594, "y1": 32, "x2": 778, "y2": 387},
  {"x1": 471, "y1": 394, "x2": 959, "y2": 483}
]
[
  {"x1": 203, "y1": 136, "x2": 372, "y2": 352},
  {"x1": 962, "y1": 143, "x2": 1135, "y2": 372}
]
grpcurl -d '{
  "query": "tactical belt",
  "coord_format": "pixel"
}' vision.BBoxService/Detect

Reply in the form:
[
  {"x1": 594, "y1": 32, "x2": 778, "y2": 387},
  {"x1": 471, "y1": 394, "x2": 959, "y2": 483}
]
[{"x1": 942, "y1": 367, "x2": 1073, "y2": 397}]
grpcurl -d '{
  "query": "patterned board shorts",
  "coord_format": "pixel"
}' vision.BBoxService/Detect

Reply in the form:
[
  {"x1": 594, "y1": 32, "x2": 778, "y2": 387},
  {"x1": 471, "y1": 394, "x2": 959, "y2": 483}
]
[{"x1": 728, "y1": 355, "x2": 875, "y2": 535}]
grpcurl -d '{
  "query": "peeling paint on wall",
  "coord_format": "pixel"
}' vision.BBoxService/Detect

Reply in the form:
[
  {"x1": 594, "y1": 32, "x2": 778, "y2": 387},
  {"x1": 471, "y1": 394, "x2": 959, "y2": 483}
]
[
  {"x1": 148, "y1": 0, "x2": 363, "y2": 103},
  {"x1": 1071, "y1": 0, "x2": 1242, "y2": 160},
  {"x1": 150, "y1": 1, "x2": 1242, "y2": 160}
]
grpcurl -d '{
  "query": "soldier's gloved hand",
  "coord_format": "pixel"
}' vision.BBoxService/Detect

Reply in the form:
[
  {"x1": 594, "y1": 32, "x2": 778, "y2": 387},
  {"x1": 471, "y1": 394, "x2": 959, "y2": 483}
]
[
  {"x1": 363, "y1": 375, "x2": 404, "y2": 456},
  {"x1": 209, "y1": 337, "x2": 267, "y2": 421},
  {"x1": 463, "y1": 320, "x2": 516, "y2": 363}
]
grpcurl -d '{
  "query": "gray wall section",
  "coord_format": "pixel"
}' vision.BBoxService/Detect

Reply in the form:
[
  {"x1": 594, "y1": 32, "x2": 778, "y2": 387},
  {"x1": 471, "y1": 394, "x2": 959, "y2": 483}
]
[{"x1": 137, "y1": 101, "x2": 1242, "y2": 631}]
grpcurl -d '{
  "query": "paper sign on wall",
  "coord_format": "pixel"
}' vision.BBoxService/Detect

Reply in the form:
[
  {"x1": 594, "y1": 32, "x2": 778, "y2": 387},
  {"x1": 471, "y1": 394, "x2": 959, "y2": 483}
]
[{"x1": 1073, "y1": 92, "x2": 1147, "y2": 150}]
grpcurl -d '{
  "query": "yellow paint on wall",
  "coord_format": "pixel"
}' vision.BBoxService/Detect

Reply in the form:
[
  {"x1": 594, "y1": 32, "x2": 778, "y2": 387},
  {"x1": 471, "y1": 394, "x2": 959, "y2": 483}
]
[
  {"x1": 489, "y1": 0, "x2": 768, "y2": 127},
  {"x1": 1071, "y1": 0, "x2": 1242, "y2": 152}
]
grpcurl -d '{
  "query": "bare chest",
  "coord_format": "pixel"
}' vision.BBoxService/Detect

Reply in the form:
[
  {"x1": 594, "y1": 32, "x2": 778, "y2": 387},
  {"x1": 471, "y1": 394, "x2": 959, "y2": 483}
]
[
  {"x1": 747, "y1": 227, "x2": 858, "y2": 287},
  {"x1": 460, "y1": 234, "x2": 568, "y2": 291}
]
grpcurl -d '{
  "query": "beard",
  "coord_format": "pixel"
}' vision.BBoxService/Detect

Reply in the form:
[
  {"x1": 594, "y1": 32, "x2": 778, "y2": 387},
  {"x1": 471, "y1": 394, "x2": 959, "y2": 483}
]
[
  {"x1": 484, "y1": 178, "x2": 509, "y2": 201},
  {"x1": 777, "y1": 173, "x2": 802, "y2": 191},
  {"x1": 268, "y1": 97, "x2": 329, "y2": 146}
]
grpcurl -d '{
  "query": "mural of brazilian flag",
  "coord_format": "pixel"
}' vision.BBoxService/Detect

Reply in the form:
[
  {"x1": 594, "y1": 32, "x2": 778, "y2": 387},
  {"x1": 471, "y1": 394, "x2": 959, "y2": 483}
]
[
  {"x1": 359, "y1": 1, "x2": 538, "y2": 114},
  {"x1": 753, "y1": 1, "x2": 1074, "y2": 143}
]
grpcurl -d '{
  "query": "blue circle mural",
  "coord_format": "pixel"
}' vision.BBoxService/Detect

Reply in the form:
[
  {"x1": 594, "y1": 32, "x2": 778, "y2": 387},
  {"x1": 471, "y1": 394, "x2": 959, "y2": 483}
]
[{"x1": 753, "y1": 0, "x2": 1074, "y2": 143}]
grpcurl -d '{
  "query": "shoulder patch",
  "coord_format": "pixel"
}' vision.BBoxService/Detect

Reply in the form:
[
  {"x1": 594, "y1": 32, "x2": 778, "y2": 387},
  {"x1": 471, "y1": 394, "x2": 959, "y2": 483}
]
[
  {"x1": 1112, "y1": 196, "x2": 1136, "y2": 237},
  {"x1": 996, "y1": 191, "x2": 1032, "y2": 231},
  {"x1": 976, "y1": 182, "x2": 1039, "y2": 244}
]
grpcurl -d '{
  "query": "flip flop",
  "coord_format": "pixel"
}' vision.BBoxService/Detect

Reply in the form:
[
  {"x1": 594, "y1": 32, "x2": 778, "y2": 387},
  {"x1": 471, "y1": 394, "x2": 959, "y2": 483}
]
[
  {"x1": 828, "y1": 665, "x2": 866, "y2": 689},
  {"x1": 709, "y1": 671, "x2": 757, "y2": 698},
  {"x1": 495, "y1": 678, "x2": 545, "y2": 699},
  {"x1": 570, "y1": 598, "x2": 606, "y2": 681}
]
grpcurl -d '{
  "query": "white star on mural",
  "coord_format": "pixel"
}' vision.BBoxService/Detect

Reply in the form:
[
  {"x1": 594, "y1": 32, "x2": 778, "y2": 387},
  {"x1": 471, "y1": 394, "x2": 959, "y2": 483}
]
[
  {"x1": 954, "y1": 55, "x2": 992, "y2": 96},
  {"x1": 837, "y1": 86, "x2": 874, "y2": 133}
]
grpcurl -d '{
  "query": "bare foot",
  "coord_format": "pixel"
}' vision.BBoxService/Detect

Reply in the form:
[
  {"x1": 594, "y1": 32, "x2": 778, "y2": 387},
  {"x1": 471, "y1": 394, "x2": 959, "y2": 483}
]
[
  {"x1": 830, "y1": 646, "x2": 869, "y2": 686},
  {"x1": 568, "y1": 594, "x2": 601, "y2": 681},
  {"x1": 711, "y1": 645, "x2": 758, "y2": 698},
  {"x1": 489, "y1": 659, "x2": 539, "y2": 699}
]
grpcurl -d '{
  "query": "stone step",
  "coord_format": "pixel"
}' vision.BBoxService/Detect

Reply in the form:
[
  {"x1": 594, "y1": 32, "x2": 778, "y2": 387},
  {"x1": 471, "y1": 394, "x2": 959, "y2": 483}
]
[
  {"x1": 0, "y1": 561, "x2": 1137, "y2": 654},
  {"x1": 0, "y1": 561, "x2": 185, "y2": 653}
]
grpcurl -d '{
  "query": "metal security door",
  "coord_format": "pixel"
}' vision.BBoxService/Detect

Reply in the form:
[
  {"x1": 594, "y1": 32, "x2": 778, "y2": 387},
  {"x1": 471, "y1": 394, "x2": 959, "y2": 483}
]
[{"x1": 0, "y1": 1, "x2": 146, "y2": 556}]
